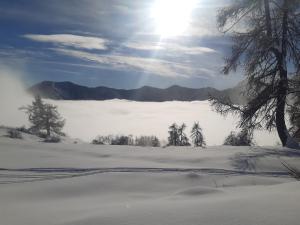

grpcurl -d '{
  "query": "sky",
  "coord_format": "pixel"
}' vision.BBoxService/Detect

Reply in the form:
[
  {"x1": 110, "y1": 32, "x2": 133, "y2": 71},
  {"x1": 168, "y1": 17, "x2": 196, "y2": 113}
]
[{"x1": 0, "y1": 0, "x2": 243, "y2": 89}]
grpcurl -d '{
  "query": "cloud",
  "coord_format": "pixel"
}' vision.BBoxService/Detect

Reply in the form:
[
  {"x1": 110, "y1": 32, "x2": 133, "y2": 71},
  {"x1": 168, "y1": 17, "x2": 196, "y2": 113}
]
[
  {"x1": 0, "y1": 65, "x2": 31, "y2": 127},
  {"x1": 124, "y1": 42, "x2": 165, "y2": 51},
  {"x1": 53, "y1": 48, "x2": 213, "y2": 78},
  {"x1": 23, "y1": 34, "x2": 109, "y2": 50},
  {"x1": 47, "y1": 99, "x2": 278, "y2": 146},
  {"x1": 124, "y1": 41, "x2": 217, "y2": 55}
]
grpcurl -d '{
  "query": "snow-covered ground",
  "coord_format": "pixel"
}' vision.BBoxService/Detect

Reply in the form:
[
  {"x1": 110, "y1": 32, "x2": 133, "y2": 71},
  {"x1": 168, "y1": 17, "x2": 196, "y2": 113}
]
[{"x1": 0, "y1": 128, "x2": 299, "y2": 225}]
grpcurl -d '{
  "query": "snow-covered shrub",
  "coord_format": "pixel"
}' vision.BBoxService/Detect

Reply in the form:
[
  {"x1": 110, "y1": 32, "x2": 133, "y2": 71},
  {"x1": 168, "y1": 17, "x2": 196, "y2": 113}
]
[
  {"x1": 7, "y1": 129, "x2": 22, "y2": 139},
  {"x1": 44, "y1": 135, "x2": 61, "y2": 143},
  {"x1": 16, "y1": 126, "x2": 31, "y2": 134},
  {"x1": 223, "y1": 129, "x2": 253, "y2": 146},
  {"x1": 111, "y1": 135, "x2": 134, "y2": 145},
  {"x1": 92, "y1": 138, "x2": 105, "y2": 145},
  {"x1": 92, "y1": 135, "x2": 160, "y2": 147},
  {"x1": 135, "y1": 136, "x2": 160, "y2": 147},
  {"x1": 92, "y1": 135, "x2": 114, "y2": 145}
]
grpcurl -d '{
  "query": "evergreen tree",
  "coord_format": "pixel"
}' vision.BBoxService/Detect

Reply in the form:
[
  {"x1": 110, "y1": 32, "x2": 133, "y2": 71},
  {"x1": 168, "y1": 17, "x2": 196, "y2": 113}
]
[
  {"x1": 43, "y1": 104, "x2": 65, "y2": 136},
  {"x1": 22, "y1": 96, "x2": 65, "y2": 137},
  {"x1": 210, "y1": 0, "x2": 300, "y2": 147},
  {"x1": 151, "y1": 136, "x2": 161, "y2": 147},
  {"x1": 168, "y1": 123, "x2": 179, "y2": 146},
  {"x1": 178, "y1": 123, "x2": 190, "y2": 146},
  {"x1": 191, "y1": 122, "x2": 206, "y2": 147},
  {"x1": 22, "y1": 95, "x2": 45, "y2": 133}
]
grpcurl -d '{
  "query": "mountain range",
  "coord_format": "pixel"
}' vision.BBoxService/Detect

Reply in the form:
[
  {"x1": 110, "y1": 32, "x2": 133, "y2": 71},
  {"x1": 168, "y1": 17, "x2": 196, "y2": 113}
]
[{"x1": 29, "y1": 81, "x2": 245, "y2": 103}]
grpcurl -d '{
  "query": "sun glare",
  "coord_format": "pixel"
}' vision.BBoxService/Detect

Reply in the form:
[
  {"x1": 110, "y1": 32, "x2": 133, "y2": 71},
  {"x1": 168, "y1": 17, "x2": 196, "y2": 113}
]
[{"x1": 150, "y1": 0, "x2": 197, "y2": 37}]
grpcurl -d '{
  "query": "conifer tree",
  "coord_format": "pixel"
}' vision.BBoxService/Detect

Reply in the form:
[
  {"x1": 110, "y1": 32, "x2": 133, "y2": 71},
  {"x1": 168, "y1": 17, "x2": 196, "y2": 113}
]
[
  {"x1": 168, "y1": 123, "x2": 179, "y2": 146},
  {"x1": 178, "y1": 123, "x2": 190, "y2": 146},
  {"x1": 22, "y1": 96, "x2": 65, "y2": 137},
  {"x1": 191, "y1": 122, "x2": 206, "y2": 147}
]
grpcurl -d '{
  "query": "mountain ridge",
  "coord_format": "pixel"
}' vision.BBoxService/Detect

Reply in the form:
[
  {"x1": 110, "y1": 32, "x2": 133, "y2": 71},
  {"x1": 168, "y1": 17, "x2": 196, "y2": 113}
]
[{"x1": 28, "y1": 81, "x2": 245, "y2": 103}]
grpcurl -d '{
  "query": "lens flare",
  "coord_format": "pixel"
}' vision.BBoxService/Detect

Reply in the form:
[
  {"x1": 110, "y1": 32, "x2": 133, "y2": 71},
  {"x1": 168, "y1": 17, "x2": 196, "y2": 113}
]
[{"x1": 150, "y1": 0, "x2": 197, "y2": 37}]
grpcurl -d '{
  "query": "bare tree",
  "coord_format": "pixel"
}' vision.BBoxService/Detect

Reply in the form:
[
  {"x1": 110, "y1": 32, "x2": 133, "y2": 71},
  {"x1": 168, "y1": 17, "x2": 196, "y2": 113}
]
[{"x1": 210, "y1": 0, "x2": 300, "y2": 147}]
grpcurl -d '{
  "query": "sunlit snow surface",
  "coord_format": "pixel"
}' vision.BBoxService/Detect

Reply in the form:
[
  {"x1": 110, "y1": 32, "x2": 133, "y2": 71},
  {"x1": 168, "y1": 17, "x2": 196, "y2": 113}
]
[{"x1": 0, "y1": 129, "x2": 299, "y2": 225}]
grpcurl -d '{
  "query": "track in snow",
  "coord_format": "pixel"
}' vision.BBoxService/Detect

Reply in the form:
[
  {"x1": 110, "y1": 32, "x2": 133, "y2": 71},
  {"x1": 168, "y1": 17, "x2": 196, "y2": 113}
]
[{"x1": 0, "y1": 167, "x2": 290, "y2": 184}]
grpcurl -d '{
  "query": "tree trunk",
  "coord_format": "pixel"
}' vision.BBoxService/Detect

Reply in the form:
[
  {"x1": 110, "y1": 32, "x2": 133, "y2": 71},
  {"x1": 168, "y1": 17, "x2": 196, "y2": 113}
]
[
  {"x1": 46, "y1": 122, "x2": 50, "y2": 137},
  {"x1": 276, "y1": 80, "x2": 288, "y2": 146},
  {"x1": 46, "y1": 109, "x2": 51, "y2": 137},
  {"x1": 264, "y1": 0, "x2": 272, "y2": 36},
  {"x1": 276, "y1": 1, "x2": 289, "y2": 146}
]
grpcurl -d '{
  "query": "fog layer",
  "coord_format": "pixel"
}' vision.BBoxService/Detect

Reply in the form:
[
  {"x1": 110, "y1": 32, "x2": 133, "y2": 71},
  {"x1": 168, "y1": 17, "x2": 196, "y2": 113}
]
[
  {"x1": 48, "y1": 99, "x2": 279, "y2": 146},
  {"x1": 0, "y1": 69, "x2": 31, "y2": 127},
  {"x1": 0, "y1": 72, "x2": 278, "y2": 146}
]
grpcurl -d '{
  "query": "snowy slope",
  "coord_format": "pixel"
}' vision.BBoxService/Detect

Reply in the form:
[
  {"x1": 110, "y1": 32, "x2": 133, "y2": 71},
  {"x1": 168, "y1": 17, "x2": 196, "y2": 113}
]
[{"x1": 0, "y1": 129, "x2": 299, "y2": 225}]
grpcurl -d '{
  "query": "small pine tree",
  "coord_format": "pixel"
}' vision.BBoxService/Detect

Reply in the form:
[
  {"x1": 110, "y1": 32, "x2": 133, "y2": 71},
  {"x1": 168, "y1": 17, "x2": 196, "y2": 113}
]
[
  {"x1": 168, "y1": 123, "x2": 190, "y2": 146},
  {"x1": 191, "y1": 122, "x2": 206, "y2": 147},
  {"x1": 151, "y1": 136, "x2": 161, "y2": 147},
  {"x1": 168, "y1": 123, "x2": 179, "y2": 146},
  {"x1": 178, "y1": 123, "x2": 190, "y2": 146},
  {"x1": 23, "y1": 95, "x2": 45, "y2": 133},
  {"x1": 21, "y1": 95, "x2": 65, "y2": 137},
  {"x1": 43, "y1": 104, "x2": 65, "y2": 137}
]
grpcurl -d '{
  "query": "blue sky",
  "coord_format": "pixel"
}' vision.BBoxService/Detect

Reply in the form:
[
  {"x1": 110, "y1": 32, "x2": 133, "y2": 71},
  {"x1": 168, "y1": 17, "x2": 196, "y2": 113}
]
[{"x1": 0, "y1": 0, "x2": 242, "y2": 89}]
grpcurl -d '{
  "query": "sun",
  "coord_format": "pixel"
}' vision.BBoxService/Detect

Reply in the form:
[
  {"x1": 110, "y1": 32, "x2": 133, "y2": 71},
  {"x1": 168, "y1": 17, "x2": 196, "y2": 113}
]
[{"x1": 150, "y1": 0, "x2": 197, "y2": 37}]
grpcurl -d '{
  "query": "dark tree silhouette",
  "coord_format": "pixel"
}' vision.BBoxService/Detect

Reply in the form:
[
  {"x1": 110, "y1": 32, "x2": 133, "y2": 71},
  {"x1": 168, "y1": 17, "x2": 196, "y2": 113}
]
[
  {"x1": 210, "y1": 0, "x2": 300, "y2": 148},
  {"x1": 168, "y1": 123, "x2": 179, "y2": 146},
  {"x1": 289, "y1": 75, "x2": 300, "y2": 141},
  {"x1": 168, "y1": 123, "x2": 190, "y2": 146},
  {"x1": 43, "y1": 104, "x2": 65, "y2": 137},
  {"x1": 191, "y1": 122, "x2": 206, "y2": 147},
  {"x1": 178, "y1": 123, "x2": 190, "y2": 146},
  {"x1": 135, "y1": 136, "x2": 161, "y2": 147},
  {"x1": 21, "y1": 95, "x2": 45, "y2": 133}
]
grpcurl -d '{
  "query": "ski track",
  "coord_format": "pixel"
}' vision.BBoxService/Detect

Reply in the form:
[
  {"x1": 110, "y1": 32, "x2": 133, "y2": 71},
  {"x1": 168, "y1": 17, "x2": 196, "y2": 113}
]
[{"x1": 0, "y1": 167, "x2": 290, "y2": 184}]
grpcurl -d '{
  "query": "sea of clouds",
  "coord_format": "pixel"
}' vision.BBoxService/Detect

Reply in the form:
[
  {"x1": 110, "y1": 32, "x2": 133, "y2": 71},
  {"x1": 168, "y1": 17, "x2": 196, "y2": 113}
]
[{"x1": 0, "y1": 69, "x2": 279, "y2": 146}]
